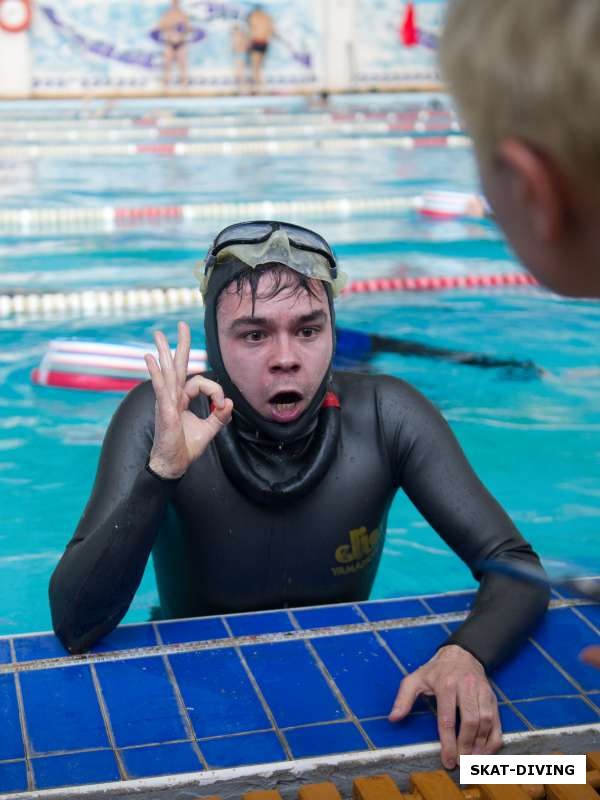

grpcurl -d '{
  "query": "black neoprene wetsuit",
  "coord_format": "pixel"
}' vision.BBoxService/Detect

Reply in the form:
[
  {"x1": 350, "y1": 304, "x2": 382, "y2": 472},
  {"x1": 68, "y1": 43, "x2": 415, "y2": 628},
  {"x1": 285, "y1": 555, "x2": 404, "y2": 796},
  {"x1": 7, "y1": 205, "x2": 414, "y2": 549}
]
[{"x1": 49, "y1": 371, "x2": 549, "y2": 666}]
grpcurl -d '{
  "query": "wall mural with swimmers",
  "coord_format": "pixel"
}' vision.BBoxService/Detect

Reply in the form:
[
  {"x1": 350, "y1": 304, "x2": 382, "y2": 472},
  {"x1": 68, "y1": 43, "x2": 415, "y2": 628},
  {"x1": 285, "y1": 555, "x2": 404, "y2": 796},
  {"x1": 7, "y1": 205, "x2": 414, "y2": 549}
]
[
  {"x1": 23, "y1": 0, "x2": 445, "y2": 94},
  {"x1": 29, "y1": 0, "x2": 321, "y2": 92}
]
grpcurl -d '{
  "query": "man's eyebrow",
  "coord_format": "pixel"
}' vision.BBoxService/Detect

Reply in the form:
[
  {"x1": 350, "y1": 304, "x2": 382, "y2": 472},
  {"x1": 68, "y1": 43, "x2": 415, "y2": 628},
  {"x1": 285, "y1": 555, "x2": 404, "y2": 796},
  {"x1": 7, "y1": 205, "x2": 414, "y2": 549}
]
[{"x1": 229, "y1": 310, "x2": 327, "y2": 330}]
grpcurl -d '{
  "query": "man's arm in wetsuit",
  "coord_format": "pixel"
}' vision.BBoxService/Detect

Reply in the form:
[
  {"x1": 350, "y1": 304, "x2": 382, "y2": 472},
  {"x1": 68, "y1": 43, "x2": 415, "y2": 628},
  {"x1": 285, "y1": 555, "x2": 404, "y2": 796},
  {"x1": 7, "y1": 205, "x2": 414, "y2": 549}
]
[
  {"x1": 49, "y1": 381, "x2": 177, "y2": 653},
  {"x1": 374, "y1": 375, "x2": 548, "y2": 765},
  {"x1": 49, "y1": 324, "x2": 232, "y2": 654},
  {"x1": 378, "y1": 375, "x2": 549, "y2": 672}
]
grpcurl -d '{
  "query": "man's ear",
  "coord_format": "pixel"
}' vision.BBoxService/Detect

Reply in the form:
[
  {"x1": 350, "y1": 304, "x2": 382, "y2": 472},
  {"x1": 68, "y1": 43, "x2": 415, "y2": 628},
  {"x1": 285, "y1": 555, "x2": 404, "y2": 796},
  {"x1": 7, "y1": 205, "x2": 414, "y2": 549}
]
[{"x1": 498, "y1": 138, "x2": 566, "y2": 241}]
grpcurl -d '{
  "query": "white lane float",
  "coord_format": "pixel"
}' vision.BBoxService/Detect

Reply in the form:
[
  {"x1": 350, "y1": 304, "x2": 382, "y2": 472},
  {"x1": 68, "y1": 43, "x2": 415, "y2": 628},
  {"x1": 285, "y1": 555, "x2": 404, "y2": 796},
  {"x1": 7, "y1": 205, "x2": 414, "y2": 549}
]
[{"x1": 31, "y1": 340, "x2": 207, "y2": 392}]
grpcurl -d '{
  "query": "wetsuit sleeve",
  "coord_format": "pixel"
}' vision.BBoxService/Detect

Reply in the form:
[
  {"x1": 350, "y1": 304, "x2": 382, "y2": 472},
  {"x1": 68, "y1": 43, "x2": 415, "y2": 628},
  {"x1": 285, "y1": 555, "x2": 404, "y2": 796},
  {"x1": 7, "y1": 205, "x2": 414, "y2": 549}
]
[
  {"x1": 378, "y1": 377, "x2": 549, "y2": 673},
  {"x1": 49, "y1": 382, "x2": 177, "y2": 654}
]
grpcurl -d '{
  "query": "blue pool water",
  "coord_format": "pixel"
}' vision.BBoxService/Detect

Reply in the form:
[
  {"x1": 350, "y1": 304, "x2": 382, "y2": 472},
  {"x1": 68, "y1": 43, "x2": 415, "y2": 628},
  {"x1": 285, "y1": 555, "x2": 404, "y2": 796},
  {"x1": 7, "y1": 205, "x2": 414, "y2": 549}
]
[{"x1": 0, "y1": 94, "x2": 598, "y2": 636}]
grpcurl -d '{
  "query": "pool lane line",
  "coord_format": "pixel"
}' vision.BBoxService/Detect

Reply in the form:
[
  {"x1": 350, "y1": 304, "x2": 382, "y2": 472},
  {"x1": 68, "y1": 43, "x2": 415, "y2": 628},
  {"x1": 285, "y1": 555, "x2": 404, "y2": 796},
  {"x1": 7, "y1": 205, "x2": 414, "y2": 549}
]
[
  {"x1": 0, "y1": 195, "x2": 420, "y2": 231},
  {"x1": 0, "y1": 108, "x2": 458, "y2": 131},
  {"x1": 0, "y1": 274, "x2": 540, "y2": 318},
  {"x1": 0, "y1": 134, "x2": 471, "y2": 160},
  {"x1": 3, "y1": 120, "x2": 462, "y2": 143}
]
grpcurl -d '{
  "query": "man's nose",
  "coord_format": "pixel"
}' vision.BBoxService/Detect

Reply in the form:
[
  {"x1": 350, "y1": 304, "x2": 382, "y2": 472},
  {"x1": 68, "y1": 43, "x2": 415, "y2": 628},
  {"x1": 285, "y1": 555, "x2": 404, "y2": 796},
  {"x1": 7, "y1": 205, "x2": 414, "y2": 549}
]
[{"x1": 269, "y1": 336, "x2": 301, "y2": 372}]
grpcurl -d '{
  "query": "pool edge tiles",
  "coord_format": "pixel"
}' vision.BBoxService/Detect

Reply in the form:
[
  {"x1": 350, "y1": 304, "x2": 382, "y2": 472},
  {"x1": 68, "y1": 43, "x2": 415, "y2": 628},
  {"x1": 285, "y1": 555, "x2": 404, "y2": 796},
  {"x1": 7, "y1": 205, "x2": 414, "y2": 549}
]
[{"x1": 1, "y1": 595, "x2": 599, "y2": 797}]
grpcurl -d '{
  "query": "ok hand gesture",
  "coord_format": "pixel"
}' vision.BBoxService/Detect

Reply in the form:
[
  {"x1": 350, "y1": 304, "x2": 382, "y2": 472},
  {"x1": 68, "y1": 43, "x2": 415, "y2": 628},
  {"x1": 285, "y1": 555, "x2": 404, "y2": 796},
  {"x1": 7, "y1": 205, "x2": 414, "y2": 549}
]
[{"x1": 145, "y1": 321, "x2": 233, "y2": 479}]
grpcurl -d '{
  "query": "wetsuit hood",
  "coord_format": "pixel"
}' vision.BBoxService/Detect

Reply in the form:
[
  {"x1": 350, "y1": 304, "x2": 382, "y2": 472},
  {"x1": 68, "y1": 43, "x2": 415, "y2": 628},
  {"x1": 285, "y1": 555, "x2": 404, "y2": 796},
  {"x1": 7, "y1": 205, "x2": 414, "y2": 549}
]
[{"x1": 203, "y1": 253, "x2": 337, "y2": 445}]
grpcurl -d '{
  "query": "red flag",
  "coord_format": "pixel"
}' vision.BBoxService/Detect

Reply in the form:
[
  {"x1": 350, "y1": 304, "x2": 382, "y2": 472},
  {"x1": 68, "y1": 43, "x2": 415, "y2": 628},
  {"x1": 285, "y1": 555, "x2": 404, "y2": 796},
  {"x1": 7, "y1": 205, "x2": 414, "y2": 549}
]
[{"x1": 400, "y1": 1, "x2": 418, "y2": 47}]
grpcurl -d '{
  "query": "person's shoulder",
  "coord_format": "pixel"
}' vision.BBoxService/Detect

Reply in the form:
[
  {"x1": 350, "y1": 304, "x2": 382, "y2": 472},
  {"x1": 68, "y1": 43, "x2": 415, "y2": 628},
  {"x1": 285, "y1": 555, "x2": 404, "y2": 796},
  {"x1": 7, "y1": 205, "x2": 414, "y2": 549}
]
[
  {"x1": 333, "y1": 370, "x2": 425, "y2": 401},
  {"x1": 333, "y1": 370, "x2": 442, "y2": 426}
]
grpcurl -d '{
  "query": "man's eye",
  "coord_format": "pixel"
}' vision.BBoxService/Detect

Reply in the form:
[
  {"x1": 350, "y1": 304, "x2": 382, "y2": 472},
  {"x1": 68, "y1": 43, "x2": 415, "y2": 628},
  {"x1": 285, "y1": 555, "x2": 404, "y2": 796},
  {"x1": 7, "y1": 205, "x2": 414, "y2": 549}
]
[
  {"x1": 299, "y1": 327, "x2": 319, "y2": 338},
  {"x1": 244, "y1": 331, "x2": 265, "y2": 342}
]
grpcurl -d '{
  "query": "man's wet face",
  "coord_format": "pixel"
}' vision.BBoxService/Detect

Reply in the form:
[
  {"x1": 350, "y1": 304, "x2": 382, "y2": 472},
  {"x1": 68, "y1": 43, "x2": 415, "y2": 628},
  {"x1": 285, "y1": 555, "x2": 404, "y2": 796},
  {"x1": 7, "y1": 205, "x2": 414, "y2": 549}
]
[{"x1": 216, "y1": 274, "x2": 333, "y2": 423}]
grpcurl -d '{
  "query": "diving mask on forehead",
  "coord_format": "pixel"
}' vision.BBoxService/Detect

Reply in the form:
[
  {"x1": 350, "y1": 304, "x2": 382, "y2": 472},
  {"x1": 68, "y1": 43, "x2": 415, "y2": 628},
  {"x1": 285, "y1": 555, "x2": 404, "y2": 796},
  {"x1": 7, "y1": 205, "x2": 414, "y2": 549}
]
[{"x1": 197, "y1": 220, "x2": 347, "y2": 297}]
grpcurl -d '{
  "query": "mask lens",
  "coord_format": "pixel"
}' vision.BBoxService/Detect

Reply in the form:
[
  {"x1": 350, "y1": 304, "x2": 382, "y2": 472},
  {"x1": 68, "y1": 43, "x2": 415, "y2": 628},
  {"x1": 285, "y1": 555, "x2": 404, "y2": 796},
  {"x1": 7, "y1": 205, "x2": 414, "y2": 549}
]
[{"x1": 213, "y1": 222, "x2": 273, "y2": 251}]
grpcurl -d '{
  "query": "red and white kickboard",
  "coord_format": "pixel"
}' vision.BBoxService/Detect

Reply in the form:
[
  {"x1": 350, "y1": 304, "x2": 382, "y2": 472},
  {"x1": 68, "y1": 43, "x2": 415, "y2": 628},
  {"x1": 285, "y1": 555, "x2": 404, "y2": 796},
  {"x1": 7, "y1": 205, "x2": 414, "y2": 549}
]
[
  {"x1": 419, "y1": 190, "x2": 489, "y2": 219},
  {"x1": 31, "y1": 340, "x2": 207, "y2": 392}
]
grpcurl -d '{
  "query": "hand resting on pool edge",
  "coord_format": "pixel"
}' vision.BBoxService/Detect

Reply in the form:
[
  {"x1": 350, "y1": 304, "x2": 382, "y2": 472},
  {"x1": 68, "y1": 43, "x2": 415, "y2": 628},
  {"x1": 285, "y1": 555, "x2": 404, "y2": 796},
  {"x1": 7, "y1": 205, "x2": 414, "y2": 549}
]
[{"x1": 49, "y1": 221, "x2": 549, "y2": 769}]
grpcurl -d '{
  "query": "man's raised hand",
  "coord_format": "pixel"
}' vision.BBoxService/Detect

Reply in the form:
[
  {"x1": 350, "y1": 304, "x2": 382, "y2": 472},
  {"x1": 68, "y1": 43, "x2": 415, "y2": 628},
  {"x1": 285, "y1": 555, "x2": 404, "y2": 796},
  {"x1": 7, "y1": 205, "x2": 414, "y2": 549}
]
[{"x1": 145, "y1": 321, "x2": 232, "y2": 479}]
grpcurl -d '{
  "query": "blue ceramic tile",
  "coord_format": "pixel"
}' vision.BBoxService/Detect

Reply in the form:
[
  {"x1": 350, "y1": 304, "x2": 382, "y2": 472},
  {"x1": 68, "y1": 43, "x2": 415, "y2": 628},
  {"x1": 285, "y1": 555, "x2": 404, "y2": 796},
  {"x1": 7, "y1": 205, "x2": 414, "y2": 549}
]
[
  {"x1": 423, "y1": 593, "x2": 474, "y2": 614},
  {"x1": 514, "y1": 697, "x2": 600, "y2": 729},
  {"x1": 312, "y1": 632, "x2": 401, "y2": 719},
  {"x1": 531, "y1": 608, "x2": 600, "y2": 692},
  {"x1": 0, "y1": 639, "x2": 11, "y2": 665},
  {"x1": 21, "y1": 665, "x2": 109, "y2": 754},
  {"x1": 227, "y1": 610, "x2": 294, "y2": 637},
  {"x1": 0, "y1": 761, "x2": 28, "y2": 794},
  {"x1": 95, "y1": 656, "x2": 187, "y2": 747},
  {"x1": 498, "y1": 705, "x2": 529, "y2": 733},
  {"x1": 577, "y1": 604, "x2": 600, "y2": 632},
  {"x1": 293, "y1": 605, "x2": 362, "y2": 630},
  {"x1": 33, "y1": 750, "x2": 120, "y2": 790},
  {"x1": 285, "y1": 722, "x2": 368, "y2": 758},
  {"x1": 359, "y1": 598, "x2": 429, "y2": 622},
  {"x1": 381, "y1": 623, "x2": 449, "y2": 674},
  {"x1": 242, "y1": 640, "x2": 344, "y2": 727},
  {"x1": 170, "y1": 648, "x2": 270, "y2": 738},
  {"x1": 0, "y1": 675, "x2": 24, "y2": 761},
  {"x1": 90, "y1": 624, "x2": 157, "y2": 653},
  {"x1": 491, "y1": 640, "x2": 576, "y2": 700},
  {"x1": 201, "y1": 731, "x2": 286, "y2": 769},
  {"x1": 362, "y1": 714, "x2": 438, "y2": 748},
  {"x1": 121, "y1": 742, "x2": 202, "y2": 779},
  {"x1": 158, "y1": 616, "x2": 229, "y2": 645},
  {"x1": 13, "y1": 633, "x2": 68, "y2": 663}
]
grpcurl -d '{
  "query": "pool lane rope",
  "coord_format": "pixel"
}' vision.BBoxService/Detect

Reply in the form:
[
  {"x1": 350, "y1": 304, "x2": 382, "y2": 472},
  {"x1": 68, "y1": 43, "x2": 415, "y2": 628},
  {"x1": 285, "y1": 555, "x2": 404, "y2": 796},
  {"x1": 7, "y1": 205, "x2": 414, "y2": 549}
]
[
  {"x1": 0, "y1": 108, "x2": 459, "y2": 132},
  {"x1": 0, "y1": 134, "x2": 470, "y2": 160},
  {"x1": 0, "y1": 190, "x2": 486, "y2": 231},
  {"x1": 5, "y1": 119, "x2": 462, "y2": 143},
  {"x1": 1, "y1": 273, "x2": 539, "y2": 318}
]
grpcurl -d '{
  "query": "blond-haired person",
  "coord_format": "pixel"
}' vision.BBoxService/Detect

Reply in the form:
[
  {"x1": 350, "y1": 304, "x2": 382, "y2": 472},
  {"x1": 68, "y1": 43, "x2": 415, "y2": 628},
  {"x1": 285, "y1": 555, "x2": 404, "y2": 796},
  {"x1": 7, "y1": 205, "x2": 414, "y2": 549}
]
[
  {"x1": 440, "y1": 0, "x2": 600, "y2": 669},
  {"x1": 439, "y1": 0, "x2": 600, "y2": 298}
]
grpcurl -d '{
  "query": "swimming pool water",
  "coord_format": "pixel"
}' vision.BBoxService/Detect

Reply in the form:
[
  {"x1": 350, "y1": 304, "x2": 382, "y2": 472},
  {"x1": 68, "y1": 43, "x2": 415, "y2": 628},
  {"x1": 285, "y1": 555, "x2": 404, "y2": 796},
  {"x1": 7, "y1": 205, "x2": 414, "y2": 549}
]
[{"x1": 1, "y1": 94, "x2": 598, "y2": 636}]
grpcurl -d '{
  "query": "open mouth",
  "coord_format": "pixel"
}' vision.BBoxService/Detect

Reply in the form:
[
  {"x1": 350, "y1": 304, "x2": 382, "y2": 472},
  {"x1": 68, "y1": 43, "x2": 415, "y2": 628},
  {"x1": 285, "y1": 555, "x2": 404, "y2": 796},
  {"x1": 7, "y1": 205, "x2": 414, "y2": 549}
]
[{"x1": 268, "y1": 390, "x2": 303, "y2": 420}]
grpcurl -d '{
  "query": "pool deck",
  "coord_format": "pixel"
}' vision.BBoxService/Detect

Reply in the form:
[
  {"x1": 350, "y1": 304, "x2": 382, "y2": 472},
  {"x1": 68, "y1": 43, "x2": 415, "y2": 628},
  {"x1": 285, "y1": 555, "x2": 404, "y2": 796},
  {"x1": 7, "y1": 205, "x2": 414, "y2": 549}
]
[{"x1": 1, "y1": 588, "x2": 599, "y2": 798}]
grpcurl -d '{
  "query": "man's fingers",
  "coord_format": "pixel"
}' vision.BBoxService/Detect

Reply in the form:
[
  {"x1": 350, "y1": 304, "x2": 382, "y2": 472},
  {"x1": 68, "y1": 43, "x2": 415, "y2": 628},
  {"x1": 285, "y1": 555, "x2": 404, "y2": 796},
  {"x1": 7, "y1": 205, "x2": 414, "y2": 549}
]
[
  {"x1": 435, "y1": 681, "x2": 458, "y2": 770},
  {"x1": 184, "y1": 374, "x2": 227, "y2": 408},
  {"x1": 456, "y1": 675, "x2": 480, "y2": 758},
  {"x1": 145, "y1": 354, "x2": 167, "y2": 399},
  {"x1": 471, "y1": 685, "x2": 497, "y2": 755},
  {"x1": 173, "y1": 321, "x2": 191, "y2": 387},
  {"x1": 213, "y1": 398, "x2": 233, "y2": 426},
  {"x1": 388, "y1": 674, "x2": 423, "y2": 722},
  {"x1": 154, "y1": 330, "x2": 177, "y2": 399}
]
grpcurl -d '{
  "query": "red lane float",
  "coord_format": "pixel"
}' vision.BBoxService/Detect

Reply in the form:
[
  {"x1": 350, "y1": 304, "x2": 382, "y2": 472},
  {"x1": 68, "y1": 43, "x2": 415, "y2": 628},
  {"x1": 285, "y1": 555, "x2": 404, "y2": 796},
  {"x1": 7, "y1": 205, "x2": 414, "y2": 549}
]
[
  {"x1": 32, "y1": 341, "x2": 207, "y2": 392},
  {"x1": 342, "y1": 273, "x2": 538, "y2": 295}
]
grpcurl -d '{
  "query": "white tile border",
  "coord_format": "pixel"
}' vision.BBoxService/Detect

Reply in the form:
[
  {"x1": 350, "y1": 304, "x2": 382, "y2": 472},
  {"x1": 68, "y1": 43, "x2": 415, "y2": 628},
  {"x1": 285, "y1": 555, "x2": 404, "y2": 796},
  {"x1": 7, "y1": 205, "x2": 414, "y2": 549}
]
[{"x1": 2, "y1": 724, "x2": 599, "y2": 800}]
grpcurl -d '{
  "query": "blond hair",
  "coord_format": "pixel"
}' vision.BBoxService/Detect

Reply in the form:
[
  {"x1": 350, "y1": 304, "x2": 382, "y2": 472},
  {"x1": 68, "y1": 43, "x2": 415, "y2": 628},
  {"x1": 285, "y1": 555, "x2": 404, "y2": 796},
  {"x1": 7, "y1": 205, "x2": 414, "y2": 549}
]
[{"x1": 439, "y1": 0, "x2": 600, "y2": 181}]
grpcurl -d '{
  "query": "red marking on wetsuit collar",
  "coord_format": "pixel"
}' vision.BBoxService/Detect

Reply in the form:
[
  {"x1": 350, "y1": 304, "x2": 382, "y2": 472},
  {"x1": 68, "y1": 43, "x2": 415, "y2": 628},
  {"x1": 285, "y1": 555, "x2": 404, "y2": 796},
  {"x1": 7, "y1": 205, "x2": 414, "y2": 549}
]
[{"x1": 322, "y1": 391, "x2": 340, "y2": 409}]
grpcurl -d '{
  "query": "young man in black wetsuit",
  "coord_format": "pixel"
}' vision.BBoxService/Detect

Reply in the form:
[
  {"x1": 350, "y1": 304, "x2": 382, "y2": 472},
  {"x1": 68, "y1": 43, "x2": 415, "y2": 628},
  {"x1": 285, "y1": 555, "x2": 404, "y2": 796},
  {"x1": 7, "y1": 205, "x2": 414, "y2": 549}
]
[{"x1": 50, "y1": 222, "x2": 549, "y2": 770}]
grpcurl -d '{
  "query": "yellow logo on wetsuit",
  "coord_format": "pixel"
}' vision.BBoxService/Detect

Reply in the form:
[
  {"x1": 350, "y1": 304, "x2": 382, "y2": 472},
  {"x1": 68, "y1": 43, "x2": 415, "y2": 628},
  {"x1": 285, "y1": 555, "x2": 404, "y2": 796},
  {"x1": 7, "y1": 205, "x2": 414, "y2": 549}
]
[{"x1": 332, "y1": 527, "x2": 380, "y2": 576}]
